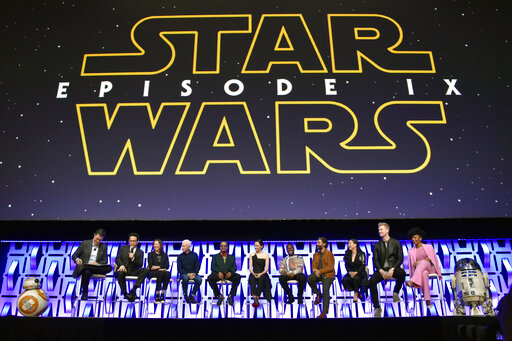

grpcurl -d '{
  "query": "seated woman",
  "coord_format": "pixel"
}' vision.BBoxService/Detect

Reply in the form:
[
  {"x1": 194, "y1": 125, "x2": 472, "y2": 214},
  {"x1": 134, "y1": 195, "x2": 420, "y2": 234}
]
[
  {"x1": 248, "y1": 239, "x2": 272, "y2": 308},
  {"x1": 342, "y1": 238, "x2": 369, "y2": 302},
  {"x1": 147, "y1": 239, "x2": 171, "y2": 303},
  {"x1": 406, "y1": 227, "x2": 442, "y2": 308}
]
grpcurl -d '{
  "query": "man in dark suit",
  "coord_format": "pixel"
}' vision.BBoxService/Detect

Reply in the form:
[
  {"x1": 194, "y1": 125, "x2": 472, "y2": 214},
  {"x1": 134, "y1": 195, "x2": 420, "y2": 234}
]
[
  {"x1": 369, "y1": 222, "x2": 406, "y2": 317},
  {"x1": 72, "y1": 228, "x2": 112, "y2": 300},
  {"x1": 115, "y1": 232, "x2": 149, "y2": 302},
  {"x1": 207, "y1": 241, "x2": 241, "y2": 306}
]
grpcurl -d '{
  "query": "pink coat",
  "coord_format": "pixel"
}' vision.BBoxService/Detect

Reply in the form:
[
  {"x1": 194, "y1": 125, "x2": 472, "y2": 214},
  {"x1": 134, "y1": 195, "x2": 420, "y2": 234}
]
[{"x1": 408, "y1": 244, "x2": 442, "y2": 278}]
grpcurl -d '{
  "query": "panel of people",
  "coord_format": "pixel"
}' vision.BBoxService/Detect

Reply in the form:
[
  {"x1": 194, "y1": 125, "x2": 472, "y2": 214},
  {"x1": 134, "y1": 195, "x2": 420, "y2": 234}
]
[{"x1": 71, "y1": 222, "x2": 443, "y2": 318}]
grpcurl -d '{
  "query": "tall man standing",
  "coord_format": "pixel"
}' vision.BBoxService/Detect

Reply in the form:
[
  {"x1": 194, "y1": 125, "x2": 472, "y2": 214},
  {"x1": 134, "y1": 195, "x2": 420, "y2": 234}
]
[
  {"x1": 72, "y1": 228, "x2": 112, "y2": 300},
  {"x1": 207, "y1": 241, "x2": 242, "y2": 306},
  {"x1": 369, "y1": 222, "x2": 406, "y2": 317},
  {"x1": 177, "y1": 239, "x2": 202, "y2": 304},
  {"x1": 307, "y1": 237, "x2": 335, "y2": 318},
  {"x1": 279, "y1": 243, "x2": 306, "y2": 304},
  {"x1": 115, "y1": 232, "x2": 148, "y2": 302}
]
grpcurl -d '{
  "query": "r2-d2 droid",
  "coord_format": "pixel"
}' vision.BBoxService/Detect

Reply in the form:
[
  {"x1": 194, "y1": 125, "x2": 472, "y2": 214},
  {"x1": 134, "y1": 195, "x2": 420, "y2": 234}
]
[{"x1": 450, "y1": 258, "x2": 494, "y2": 316}]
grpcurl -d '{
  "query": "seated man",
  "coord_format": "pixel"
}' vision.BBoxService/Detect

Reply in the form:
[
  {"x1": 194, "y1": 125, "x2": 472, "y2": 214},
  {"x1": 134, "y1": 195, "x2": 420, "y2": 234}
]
[
  {"x1": 307, "y1": 237, "x2": 336, "y2": 319},
  {"x1": 279, "y1": 243, "x2": 306, "y2": 304},
  {"x1": 177, "y1": 239, "x2": 202, "y2": 304},
  {"x1": 115, "y1": 232, "x2": 148, "y2": 302},
  {"x1": 72, "y1": 228, "x2": 112, "y2": 300},
  {"x1": 369, "y1": 222, "x2": 406, "y2": 318},
  {"x1": 207, "y1": 241, "x2": 242, "y2": 306}
]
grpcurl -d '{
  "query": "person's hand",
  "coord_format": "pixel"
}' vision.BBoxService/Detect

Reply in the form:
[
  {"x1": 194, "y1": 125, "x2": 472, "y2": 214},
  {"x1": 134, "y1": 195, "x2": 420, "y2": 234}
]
[
  {"x1": 151, "y1": 266, "x2": 160, "y2": 270},
  {"x1": 128, "y1": 252, "x2": 135, "y2": 260},
  {"x1": 379, "y1": 269, "x2": 386, "y2": 278},
  {"x1": 255, "y1": 273, "x2": 260, "y2": 279},
  {"x1": 413, "y1": 261, "x2": 418, "y2": 267},
  {"x1": 188, "y1": 273, "x2": 196, "y2": 280},
  {"x1": 438, "y1": 274, "x2": 442, "y2": 279},
  {"x1": 314, "y1": 269, "x2": 320, "y2": 278},
  {"x1": 226, "y1": 272, "x2": 232, "y2": 279},
  {"x1": 75, "y1": 258, "x2": 83, "y2": 265},
  {"x1": 218, "y1": 272, "x2": 224, "y2": 280},
  {"x1": 118, "y1": 265, "x2": 127, "y2": 272},
  {"x1": 289, "y1": 273, "x2": 295, "y2": 279},
  {"x1": 425, "y1": 257, "x2": 431, "y2": 263},
  {"x1": 388, "y1": 268, "x2": 395, "y2": 279},
  {"x1": 89, "y1": 261, "x2": 98, "y2": 265},
  {"x1": 349, "y1": 272, "x2": 356, "y2": 278},
  {"x1": 158, "y1": 268, "x2": 166, "y2": 271}
]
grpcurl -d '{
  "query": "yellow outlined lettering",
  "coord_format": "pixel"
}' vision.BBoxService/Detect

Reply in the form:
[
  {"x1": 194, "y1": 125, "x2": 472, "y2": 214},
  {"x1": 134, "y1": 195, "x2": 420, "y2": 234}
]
[
  {"x1": 274, "y1": 26, "x2": 294, "y2": 51},
  {"x1": 81, "y1": 15, "x2": 252, "y2": 76},
  {"x1": 213, "y1": 116, "x2": 235, "y2": 147},
  {"x1": 77, "y1": 102, "x2": 190, "y2": 175},
  {"x1": 328, "y1": 14, "x2": 435, "y2": 73},
  {"x1": 176, "y1": 102, "x2": 270, "y2": 175},
  {"x1": 276, "y1": 100, "x2": 446, "y2": 174},
  {"x1": 242, "y1": 14, "x2": 327, "y2": 73},
  {"x1": 304, "y1": 118, "x2": 333, "y2": 133}
]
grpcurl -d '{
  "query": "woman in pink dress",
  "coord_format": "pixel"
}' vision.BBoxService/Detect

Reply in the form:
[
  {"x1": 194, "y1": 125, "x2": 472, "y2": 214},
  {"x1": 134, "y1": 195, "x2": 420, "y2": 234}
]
[{"x1": 406, "y1": 228, "x2": 442, "y2": 308}]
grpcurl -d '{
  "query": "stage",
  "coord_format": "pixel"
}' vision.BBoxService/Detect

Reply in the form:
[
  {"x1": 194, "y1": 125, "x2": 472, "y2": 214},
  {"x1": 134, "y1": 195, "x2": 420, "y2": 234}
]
[{"x1": 0, "y1": 315, "x2": 500, "y2": 341}]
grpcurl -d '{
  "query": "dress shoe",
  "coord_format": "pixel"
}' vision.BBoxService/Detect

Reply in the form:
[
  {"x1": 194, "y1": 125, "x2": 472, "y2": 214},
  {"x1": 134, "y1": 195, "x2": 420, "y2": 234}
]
[
  {"x1": 298, "y1": 297, "x2": 304, "y2": 305},
  {"x1": 374, "y1": 307, "x2": 382, "y2": 317},
  {"x1": 216, "y1": 296, "x2": 224, "y2": 306},
  {"x1": 393, "y1": 292, "x2": 400, "y2": 302},
  {"x1": 81, "y1": 293, "x2": 88, "y2": 300},
  {"x1": 227, "y1": 296, "x2": 234, "y2": 306},
  {"x1": 189, "y1": 296, "x2": 198, "y2": 304}
]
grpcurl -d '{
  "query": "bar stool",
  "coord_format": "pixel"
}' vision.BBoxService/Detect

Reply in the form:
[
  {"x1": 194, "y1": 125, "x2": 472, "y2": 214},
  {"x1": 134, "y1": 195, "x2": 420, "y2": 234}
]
[
  {"x1": 310, "y1": 277, "x2": 339, "y2": 318},
  {"x1": 208, "y1": 279, "x2": 235, "y2": 318},
  {"x1": 278, "y1": 279, "x2": 301, "y2": 316},
  {"x1": 246, "y1": 278, "x2": 272, "y2": 318},
  {"x1": 340, "y1": 267, "x2": 372, "y2": 318},
  {"x1": 74, "y1": 274, "x2": 106, "y2": 317},
  {"x1": 143, "y1": 276, "x2": 174, "y2": 318},
  {"x1": 411, "y1": 273, "x2": 446, "y2": 316},
  {"x1": 177, "y1": 278, "x2": 203, "y2": 318}
]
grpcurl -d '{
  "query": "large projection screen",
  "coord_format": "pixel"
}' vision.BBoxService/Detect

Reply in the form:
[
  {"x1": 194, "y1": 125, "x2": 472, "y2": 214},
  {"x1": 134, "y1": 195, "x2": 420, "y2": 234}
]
[{"x1": 1, "y1": 1, "x2": 510, "y2": 220}]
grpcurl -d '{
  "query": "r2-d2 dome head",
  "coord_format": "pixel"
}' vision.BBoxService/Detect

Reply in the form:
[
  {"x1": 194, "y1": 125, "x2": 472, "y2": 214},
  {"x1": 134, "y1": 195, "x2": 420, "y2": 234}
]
[
  {"x1": 455, "y1": 258, "x2": 482, "y2": 272},
  {"x1": 22, "y1": 277, "x2": 41, "y2": 290}
]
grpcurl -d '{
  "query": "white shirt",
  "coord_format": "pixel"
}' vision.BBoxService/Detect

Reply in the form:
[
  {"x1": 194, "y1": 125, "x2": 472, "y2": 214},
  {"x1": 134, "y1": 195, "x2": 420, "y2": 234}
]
[{"x1": 88, "y1": 244, "x2": 99, "y2": 264}]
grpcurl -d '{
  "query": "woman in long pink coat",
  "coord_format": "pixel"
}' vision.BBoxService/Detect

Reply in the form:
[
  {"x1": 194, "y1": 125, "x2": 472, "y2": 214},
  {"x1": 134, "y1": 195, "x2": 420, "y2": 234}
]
[{"x1": 406, "y1": 227, "x2": 442, "y2": 308}]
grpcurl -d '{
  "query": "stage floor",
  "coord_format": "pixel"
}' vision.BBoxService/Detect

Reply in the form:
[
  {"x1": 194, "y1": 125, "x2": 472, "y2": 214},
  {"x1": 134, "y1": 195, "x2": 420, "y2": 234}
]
[{"x1": 0, "y1": 315, "x2": 500, "y2": 341}]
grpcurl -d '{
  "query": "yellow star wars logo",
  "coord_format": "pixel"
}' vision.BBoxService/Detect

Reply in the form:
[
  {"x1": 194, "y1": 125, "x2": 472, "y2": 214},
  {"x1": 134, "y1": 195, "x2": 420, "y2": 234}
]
[{"x1": 62, "y1": 14, "x2": 460, "y2": 176}]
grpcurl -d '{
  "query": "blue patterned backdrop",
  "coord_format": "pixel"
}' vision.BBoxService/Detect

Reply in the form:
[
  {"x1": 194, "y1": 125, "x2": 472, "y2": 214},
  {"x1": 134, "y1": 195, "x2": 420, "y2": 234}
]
[{"x1": 1, "y1": 239, "x2": 510, "y2": 318}]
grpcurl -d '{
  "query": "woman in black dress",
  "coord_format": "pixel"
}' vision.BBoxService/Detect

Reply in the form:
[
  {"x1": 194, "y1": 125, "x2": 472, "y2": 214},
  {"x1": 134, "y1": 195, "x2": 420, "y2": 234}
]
[
  {"x1": 342, "y1": 238, "x2": 369, "y2": 302},
  {"x1": 147, "y1": 239, "x2": 171, "y2": 303},
  {"x1": 248, "y1": 239, "x2": 272, "y2": 308}
]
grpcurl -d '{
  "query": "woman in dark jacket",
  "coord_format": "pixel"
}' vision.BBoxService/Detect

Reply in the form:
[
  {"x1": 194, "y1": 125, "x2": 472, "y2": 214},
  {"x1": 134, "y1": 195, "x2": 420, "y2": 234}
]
[
  {"x1": 147, "y1": 239, "x2": 171, "y2": 303},
  {"x1": 342, "y1": 238, "x2": 369, "y2": 302}
]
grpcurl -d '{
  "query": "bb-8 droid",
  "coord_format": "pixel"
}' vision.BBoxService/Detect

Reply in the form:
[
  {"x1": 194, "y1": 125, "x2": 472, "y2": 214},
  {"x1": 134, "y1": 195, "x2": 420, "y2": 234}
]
[{"x1": 17, "y1": 277, "x2": 48, "y2": 317}]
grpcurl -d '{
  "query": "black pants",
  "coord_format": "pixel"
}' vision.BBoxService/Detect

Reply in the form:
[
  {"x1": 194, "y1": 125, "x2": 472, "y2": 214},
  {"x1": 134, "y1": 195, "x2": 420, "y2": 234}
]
[
  {"x1": 307, "y1": 274, "x2": 334, "y2": 315},
  {"x1": 248, "y1": 274, "x2": 272, "y2": 301},
  {"x1": 78, "y1": 264, "x2": 112, "y2": 294},
  {"x1": 207, "y1": 272, "x2": 241, "y2": 298},
  {"x1": 369, "y1": 267, "x2": 406, "y2": 308},
  {"x1": 279, "y1": 273, "x2": 306, "y2": 299},
  {"x1": 147, "y1": 270, "x2": 171, "y2": 291},
  {"x1": 342, "y1": 273, "x2": 368, "y2": 294},
  {"x1": 117, "y1": 268, "x2": 149, "y2": 295}
]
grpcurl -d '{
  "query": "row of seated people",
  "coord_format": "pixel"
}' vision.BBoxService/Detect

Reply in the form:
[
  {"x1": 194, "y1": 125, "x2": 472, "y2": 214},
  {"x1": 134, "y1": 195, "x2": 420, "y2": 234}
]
[{"x1": 71, "y1": 222, "x2": 441, "y2": 318}]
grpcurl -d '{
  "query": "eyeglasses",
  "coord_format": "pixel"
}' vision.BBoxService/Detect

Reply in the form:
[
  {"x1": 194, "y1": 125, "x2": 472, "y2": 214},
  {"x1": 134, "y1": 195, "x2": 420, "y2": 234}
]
[{"x1": 220, "y1": 245, "x2": 228, "y2": 248}]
